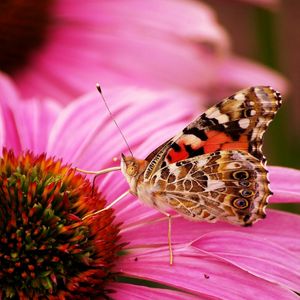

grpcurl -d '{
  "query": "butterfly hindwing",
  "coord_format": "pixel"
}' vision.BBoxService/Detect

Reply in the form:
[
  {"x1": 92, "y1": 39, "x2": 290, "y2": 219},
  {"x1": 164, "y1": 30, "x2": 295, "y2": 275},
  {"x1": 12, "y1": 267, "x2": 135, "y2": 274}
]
[{"x1": 149, "y1": 150, "x2": 270, "y2": 226}]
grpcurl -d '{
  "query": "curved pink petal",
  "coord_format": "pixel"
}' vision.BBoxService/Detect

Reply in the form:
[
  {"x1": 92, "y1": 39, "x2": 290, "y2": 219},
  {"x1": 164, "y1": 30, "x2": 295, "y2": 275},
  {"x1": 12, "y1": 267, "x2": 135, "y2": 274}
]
[
  {"x1": 269, "y1": 166, "x2": 300, "y2": 203},
  {"x1": 14, "y1": 0, "x2": 229, "y2": 104},
  {"x1": 47, "y1": 88, "x2": 198, "y2": 164},
  {"x1": 111, "y1": 283, "x2": 207, "y2": 300},
  {"x1": 0, "y1": 73, "x2": 22, "y2": 152},
  {"x1": 117, "y1": 245, "x2": 299, "y2": 299},
  {"x1": 0, "y1": 74, "x2": 61, "y2": 154},
  {"x1": 10, "y1": 0, "x2": 287, "y2": 107},
  {"x1": 0, "y1": 72, "x2": 20, "y2": 106},
  {"x1": 12, "y1": 99, "x2": 61, "y2": 154},
  {"x1": 217, "y1": 56, "x2": 288, "y2": 95},
  {"x1": 192, "y1": 231, "x2": 300, "y2": 291},
  {"x1": 0, "y1": 76, "x2": 61, "y2": 153},
  {"x1": 120, "y1": 210, "x2": 300, "y2": 256}
]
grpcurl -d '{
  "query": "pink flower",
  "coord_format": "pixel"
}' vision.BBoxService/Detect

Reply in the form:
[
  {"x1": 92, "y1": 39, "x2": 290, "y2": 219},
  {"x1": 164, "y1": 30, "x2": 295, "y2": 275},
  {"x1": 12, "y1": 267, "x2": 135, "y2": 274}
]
[
  {"x1": 0, "y1": 73, "x2": 299, "y2": 299},
  {"x1": 1, "y1": 0, "x2": 286, "y2": 105}
]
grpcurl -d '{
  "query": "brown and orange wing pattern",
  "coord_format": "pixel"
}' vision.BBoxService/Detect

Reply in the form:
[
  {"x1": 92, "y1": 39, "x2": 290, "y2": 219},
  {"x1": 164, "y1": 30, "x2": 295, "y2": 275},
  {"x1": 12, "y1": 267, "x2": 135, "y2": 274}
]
[
  {"x1": 148, "y1": 150, "x2": 270, "y2": 226},
  {"x1": 164, "y1": 86, "x2": 282, "y2": 165},
  {"x1": 138, "y1": 86, "x2": 281, "y2": 225}
]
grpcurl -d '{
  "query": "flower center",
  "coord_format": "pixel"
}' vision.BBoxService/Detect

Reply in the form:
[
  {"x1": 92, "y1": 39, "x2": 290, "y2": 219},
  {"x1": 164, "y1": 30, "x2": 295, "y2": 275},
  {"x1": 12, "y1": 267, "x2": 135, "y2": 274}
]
[
  {"x1": 0, "y1": 0, "x2": 53, "y2": 74},
  {"x1": 0, "y1": 149, "x2": 122, "y2": 298}
]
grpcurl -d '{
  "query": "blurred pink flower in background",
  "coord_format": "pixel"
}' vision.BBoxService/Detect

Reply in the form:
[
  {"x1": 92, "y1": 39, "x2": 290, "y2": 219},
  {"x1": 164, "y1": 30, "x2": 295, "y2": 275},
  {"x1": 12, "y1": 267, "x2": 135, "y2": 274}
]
[
  {"x1": 0, "y1": 0, "x2": 286, "y2": 105},
  {"x1": 0, "y1": 74, "x2": 299, "y2": 299}
]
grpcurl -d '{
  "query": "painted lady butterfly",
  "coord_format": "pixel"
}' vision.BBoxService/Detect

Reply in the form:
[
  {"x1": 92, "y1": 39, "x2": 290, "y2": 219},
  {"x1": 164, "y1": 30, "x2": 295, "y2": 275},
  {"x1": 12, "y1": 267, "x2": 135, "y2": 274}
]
[
  {"x1": 121, "y1": 86, "x2": 281, "y2": 225},
  {"x1": 81, "y1": 86, "x2": 282, "y2": 264}
]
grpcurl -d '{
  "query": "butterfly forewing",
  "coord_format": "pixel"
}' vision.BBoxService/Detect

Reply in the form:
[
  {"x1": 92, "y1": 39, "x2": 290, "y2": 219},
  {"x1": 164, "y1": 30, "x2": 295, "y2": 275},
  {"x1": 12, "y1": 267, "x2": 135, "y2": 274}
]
[{"x1": 163, "y1": 86, "x2": 282, "y2": 165}]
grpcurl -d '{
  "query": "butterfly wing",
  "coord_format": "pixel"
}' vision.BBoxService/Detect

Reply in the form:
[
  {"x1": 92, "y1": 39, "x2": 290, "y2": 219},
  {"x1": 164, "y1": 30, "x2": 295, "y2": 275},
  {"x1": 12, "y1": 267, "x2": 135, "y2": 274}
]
[
  {"x1": 146, "y1": 86, "x2": 281, "y2": 172},
  {"x1": 148, "y1": 150, "x2": 270, "y2": 226},
  {"x1": 139, "y1": 86, "x2": 281, "y2": 225}
]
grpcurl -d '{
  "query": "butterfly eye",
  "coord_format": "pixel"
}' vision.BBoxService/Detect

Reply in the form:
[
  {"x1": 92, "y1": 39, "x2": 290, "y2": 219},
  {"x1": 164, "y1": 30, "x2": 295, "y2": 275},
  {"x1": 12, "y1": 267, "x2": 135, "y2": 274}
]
[
  {"x1": 232, "y1": 171, "x2": 249, "y2": 180},
  {"x1": 240, "y1": 189, "x2": 254, "y2": 198},
  {"x1": 127, "y1": 163, "x2": 138, "y2": 176},
  {"x1": 232, "y1": 198, "x2": 249, "y2": 209}
]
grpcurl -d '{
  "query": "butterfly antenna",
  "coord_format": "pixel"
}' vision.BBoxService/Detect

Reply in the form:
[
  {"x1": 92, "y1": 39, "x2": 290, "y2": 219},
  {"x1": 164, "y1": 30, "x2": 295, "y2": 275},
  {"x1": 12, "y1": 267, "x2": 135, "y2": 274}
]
[{"x1": 96, "y1": 83, "x2": 134, "y2": 157}]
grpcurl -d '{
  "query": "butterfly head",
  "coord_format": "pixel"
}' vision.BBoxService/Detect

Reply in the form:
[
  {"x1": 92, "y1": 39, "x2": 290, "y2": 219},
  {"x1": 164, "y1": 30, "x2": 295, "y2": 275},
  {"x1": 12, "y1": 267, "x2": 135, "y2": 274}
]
[{"x1": 121, "y1": 154, "x2": 148, "y2": 194}]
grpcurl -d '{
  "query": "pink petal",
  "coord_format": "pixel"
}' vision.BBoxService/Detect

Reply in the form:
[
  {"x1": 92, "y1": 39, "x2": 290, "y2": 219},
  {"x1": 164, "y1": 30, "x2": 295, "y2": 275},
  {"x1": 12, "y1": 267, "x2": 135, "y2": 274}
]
[
  {"x1": 47, "y1": 88, "x2": 196, "y2": 164},
  {"x1": 0, "y1": 74, "x2": 23, "y2": 152},
  {"x1": 192, "y1": 231, "x2": 300, "y2": 291},
  {"x1": 217, "y1": 56, "x2": 288, "y2": 95},
  {"x1": 0, "y1": 72, "x2": 20, "y2": 106},
  {"x1": 13, "y1": 99, "x2": 61, "y2": 154},
  {"x1": 111, "y1": 282, "x2": 207, "y2": 300},
  {"x1": 14, "y1": 0, "x2": 229, "y2": 104},
  {"x1": 269, "y1": 166, "x2": 300, "y2": 203},
  {"x1": 116, "y1": 246, "x2": 299, "y2": 299},
  {"x1": 121, "y1": 210, "x2": 300, "y2": 255},
  {"x1": 0, "y1": 74, "x2": 61, "y2": 154}
]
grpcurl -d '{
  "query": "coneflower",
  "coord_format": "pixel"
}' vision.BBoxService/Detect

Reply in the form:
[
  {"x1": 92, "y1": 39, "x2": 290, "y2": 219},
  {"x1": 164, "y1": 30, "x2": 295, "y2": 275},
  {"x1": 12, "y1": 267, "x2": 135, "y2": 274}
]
[
  {"x1": 0, "y1": 75, "x2": 299, "y2": 299},
  {"x1": 0, "y1": 149, "x2": 123, "y2": 299}
]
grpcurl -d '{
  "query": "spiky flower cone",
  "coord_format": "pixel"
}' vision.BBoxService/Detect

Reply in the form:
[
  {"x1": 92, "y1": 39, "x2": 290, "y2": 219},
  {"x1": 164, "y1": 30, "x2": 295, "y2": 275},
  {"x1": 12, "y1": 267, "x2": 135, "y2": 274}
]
[{"x1": 0, "y1": 149, "x2": 123, "y2": 299}]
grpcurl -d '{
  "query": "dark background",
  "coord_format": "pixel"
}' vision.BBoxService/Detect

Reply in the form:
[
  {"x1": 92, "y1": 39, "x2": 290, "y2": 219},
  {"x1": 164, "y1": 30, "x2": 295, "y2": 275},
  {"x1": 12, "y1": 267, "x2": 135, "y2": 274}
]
[{"x1": 204, "y1": 0, "x2": 300, "y2": 170}]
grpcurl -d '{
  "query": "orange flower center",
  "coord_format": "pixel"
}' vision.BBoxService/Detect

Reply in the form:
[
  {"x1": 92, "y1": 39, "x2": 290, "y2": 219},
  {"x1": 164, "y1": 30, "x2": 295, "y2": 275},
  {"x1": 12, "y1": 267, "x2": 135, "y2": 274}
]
[{"x1": 0, "y1": 149, "x2": 123, "y2": 299}]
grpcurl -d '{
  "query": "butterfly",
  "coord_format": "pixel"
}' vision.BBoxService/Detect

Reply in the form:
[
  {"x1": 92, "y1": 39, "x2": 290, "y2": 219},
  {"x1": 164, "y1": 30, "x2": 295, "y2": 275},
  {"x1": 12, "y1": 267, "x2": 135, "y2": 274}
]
[{"x1": 81, "y1": 85, "x2": 282, "y2": 264}]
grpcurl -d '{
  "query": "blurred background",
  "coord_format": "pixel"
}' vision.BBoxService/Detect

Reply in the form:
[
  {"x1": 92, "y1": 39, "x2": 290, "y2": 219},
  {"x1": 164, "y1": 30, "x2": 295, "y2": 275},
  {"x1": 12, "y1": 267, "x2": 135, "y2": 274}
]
[
  {"x1": 203, "y1": 0, "x2": 300, "y2": 214},
  {"x1": 204, "y1": 0, "x2": 300, "y2": 169},
  {"x1": 0, "y1": 0, "x2": 298, "y2": 210},
  {"x1": 203, "y1": 0, "x2": 300, "y2": 215}
]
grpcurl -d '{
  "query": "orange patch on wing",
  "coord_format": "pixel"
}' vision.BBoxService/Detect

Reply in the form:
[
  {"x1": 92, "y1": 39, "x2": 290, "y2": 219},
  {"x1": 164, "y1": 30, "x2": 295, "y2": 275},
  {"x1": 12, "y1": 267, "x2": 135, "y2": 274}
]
[
  {"x1": 202, "y1": 131, "x2": 249, "y2": 154},
  {"x1": 206, "y1": 130, "x2": 232, "y2": 144},
  {"x1": 167, "y1": 141, "x2": 189, "y2": 163},
  {"x1": 203, "y1": 144, "x2": 220, "y2": 153},
  {"x1": 203, "y1": 130, "x2": 232, "y2": 154},
  {"x1": 167, "y1": 131, "x2": 249, "y2": 163},
  {"x1": 221, "y1": 135, "x2": 249, "y2": 151}
]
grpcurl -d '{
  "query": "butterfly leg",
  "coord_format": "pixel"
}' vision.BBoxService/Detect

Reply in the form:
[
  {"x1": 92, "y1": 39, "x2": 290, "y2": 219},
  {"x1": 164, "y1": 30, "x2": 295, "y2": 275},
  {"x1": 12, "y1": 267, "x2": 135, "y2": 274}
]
[
  {"x1": 82, "y1": 190, "x2": 130, "y2": 220},
  {"x1": 157, "y1": 211, "x2": 173, "y2": 265},
  {"x1": 167, "y1": 213, "x2": 173, "y2": 265},
  {"x1": 76, "y1": 166, "x2": 121, "y2": 175},
  {"x1": 76, "y1": 166, "x2": 122, "y2": 194}
]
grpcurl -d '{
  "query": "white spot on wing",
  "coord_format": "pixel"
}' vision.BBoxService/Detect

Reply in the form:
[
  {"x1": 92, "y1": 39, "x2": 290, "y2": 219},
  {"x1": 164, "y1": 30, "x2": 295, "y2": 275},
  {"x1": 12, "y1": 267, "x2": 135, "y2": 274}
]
[
  {"x1": 226, "y1": 162, "x2": 242, "y2": 170},
  {"x1": 206, "y1": 180, "x2": 225, "y2": 191},
  {"x1": 238, "y1": 118, "x2": 250, "y2": 129},
  {"x1": 206, "y1": 107, "x2": 216, "y2": 116},
  {"x1": 234, "y1": 93, "x2": 246, "y2": 101},
  {"x1": 184, "y1": 134, "x2": 202, "y2": 145},
  {"x1": 217, "y1": 113, "x2": 230, "y2": 123},
  {"x1": 206, "y1": 108, "x2": 230, "y2": 123},
  {"x1": 196, "y1": 157, "x2": 209, "y2": 168}
]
